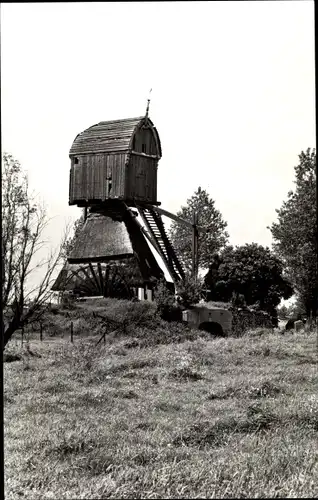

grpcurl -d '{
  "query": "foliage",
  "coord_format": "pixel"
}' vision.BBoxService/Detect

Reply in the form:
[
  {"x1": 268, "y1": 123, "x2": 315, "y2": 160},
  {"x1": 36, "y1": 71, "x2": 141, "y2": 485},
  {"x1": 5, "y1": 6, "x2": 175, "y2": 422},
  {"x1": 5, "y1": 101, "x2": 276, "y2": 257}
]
[
  {"x1": 60, "y1": 292, "x2": 77, "y2": 310},
  {"x1": 285, "y1": 300, "x2": 307, "y2": 320},
  {"x1": 17, "y1": 298, "x2": 208, "y2": 346},
  {"x1": 169, "y1": 187, "x2": 229, "y2": 272},
  {"x1": 277, "y1": 304, "x2": 288, "y2": 320},
  {"x1": 204, "y1": 243, "x2": 293, "y2": 319},
  {"x1": 154, "y1": 279, "x2": 182, "y2": 321},
  {"x1": 231, "y1": 307, "x2": 274, "y2": 335},
  {"x1": 61, "y1": 212, "x2": 85, "y2": 261},
  {"x1": 2, "y1": 153, "x2": 67, "y2": 349},
  {"x1": 175, "y1": 274, "x2": 204, "y2": 308},
  {"x1": 4, "y1": 327, "x2": 318, "y2": 498},
  {"x1": 270, "y1": 148, "x2": 317, "y2": 317},
  {"x1": 85, "y1": 298, "x2": 158, "y2": 332},
  {"x1": 231, "y1": 291, "x2": 247, "y2": 308}
]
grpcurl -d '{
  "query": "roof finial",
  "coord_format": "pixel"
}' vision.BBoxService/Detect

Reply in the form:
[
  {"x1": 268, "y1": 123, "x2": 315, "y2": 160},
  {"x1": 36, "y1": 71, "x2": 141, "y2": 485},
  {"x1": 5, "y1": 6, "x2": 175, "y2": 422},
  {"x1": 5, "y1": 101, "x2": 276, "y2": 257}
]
[{"x1": 145, "y1": 88, "x2": 152, "y2": 119}]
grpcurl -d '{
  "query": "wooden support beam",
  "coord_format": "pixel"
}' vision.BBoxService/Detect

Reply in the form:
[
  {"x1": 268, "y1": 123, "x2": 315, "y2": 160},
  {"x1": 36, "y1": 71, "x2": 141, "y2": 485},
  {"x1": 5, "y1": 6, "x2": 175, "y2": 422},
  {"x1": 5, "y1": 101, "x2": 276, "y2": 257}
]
[
  {"x1": 97, "y1": 262, "x2": 104, "y2": 296},
  {"x1": 142, "y1": 204, "x2": 193, "y2": 229},
  {"x1": 192, "y1": 212, "x2": 199, "y2": 282},
  {"x1": 142, "y1": 203, "x2": 210, "y2": 235},
  {"x1": 134, "y1": 217, "x2": 163, "y2": 256},
  {"x1": 104, "y1": 265, "x2": 110, "y2": 297},
  {"x1": 88, "y1": 262, "x2": 103, "y2": 294},
  {"x1": 74, "y1": 266, "x2": 99, "y2": 293}
]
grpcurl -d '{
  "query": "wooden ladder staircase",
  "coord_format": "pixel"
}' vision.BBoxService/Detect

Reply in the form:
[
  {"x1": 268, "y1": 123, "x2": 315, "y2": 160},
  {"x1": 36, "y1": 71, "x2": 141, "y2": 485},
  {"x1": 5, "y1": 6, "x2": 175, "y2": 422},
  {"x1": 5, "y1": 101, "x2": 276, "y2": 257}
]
[{"x1": 138, "y1": 206, "x2": 185, "y2": 283}]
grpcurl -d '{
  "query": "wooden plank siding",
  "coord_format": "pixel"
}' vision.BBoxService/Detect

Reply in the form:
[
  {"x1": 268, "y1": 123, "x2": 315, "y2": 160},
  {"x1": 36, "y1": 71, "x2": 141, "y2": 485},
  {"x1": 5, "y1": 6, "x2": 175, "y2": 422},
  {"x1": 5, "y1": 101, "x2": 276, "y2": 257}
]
[
  {"x1": 68, "y1": 117, "x2": 161, "y2": 206},
  {"x1": 126, "y1": 154, "x2": 158, "y2": 203},
  {"x1": 69, "y1": 153, "x2": 128, "y2": 204},
  {"x1": 133, "y1": 127, "x2": 158, "y2": 156}
]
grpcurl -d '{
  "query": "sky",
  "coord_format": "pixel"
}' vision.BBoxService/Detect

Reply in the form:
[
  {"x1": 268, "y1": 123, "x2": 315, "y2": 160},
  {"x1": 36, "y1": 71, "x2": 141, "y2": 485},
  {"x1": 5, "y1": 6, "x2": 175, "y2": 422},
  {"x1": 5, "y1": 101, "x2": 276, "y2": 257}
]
[{"x1": 1, "y1": 1, "x2": 316, "y2": 291}]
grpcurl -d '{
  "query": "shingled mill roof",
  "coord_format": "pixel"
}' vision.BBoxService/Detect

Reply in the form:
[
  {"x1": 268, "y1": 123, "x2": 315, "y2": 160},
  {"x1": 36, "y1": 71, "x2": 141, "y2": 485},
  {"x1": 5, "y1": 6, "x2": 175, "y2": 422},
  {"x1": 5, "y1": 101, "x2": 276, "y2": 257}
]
[{"x1": 69, "y1": 116, "x2": 162, "y2": 156}]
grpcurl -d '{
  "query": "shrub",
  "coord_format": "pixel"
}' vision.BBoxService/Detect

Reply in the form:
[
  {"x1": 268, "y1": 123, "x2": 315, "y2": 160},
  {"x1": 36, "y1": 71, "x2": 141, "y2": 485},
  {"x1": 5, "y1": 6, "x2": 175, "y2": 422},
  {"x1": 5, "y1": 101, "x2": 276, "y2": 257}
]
[
  {"x1": 231, "y1": 307, "x2": 273, "y2": 336},
  {"x1": 88, "y1": 298, "x2": 158, "y2": 329},
  {"x1": 132, "y1": 321, "x2": 210, "y2": 347},
  {"x1": 60, "y1": 292, "x2": 77, "y2": 310},
  {"x1": 176, "y1": 275, "x2": 204, "y2": 308},
  {"x1": 25, "y1": 297, "x2": 210, "y2": 345},
  {"x1": 154, "y1": 279, "x2": 182, "y2": 321}
]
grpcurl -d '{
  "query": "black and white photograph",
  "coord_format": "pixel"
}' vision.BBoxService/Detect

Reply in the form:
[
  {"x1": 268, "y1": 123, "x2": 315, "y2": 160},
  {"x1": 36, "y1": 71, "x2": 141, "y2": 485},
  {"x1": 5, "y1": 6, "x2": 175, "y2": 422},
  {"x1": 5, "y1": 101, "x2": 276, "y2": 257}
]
[{"x1": 2, "y1": 1, "x2": 317, "y2": 498}]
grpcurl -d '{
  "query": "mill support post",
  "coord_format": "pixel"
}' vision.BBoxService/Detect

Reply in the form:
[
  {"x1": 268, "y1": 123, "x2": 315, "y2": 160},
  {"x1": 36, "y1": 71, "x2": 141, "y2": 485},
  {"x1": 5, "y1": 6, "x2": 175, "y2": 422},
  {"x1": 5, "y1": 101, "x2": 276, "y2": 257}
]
[{"x1": 192, "y1": 212, "x2": 199, "y2": 282}]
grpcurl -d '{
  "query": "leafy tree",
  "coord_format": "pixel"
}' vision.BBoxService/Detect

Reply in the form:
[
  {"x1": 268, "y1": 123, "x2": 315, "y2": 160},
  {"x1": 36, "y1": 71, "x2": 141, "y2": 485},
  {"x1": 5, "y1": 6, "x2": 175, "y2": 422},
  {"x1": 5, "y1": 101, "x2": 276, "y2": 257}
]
[
  {"x1": 270, "y1": 148, "x2": 317, "y2": 318},
  {"x1": 169, "y1": 187, "x2": 229, "y2": 272},
  {"x1": 2, "y1": 153, "x2": 67, "y2": 349},
  {"x1": 204, "y1": 243, "x2": 293, "y2": 321}
]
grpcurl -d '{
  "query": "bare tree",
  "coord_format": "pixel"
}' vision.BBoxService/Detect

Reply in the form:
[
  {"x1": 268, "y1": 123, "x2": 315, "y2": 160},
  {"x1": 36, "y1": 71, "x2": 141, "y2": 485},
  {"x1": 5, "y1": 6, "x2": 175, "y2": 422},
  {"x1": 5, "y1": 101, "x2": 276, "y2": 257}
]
[{"x1": 2, "y1": 153, "x2": 68, "y2": 349}]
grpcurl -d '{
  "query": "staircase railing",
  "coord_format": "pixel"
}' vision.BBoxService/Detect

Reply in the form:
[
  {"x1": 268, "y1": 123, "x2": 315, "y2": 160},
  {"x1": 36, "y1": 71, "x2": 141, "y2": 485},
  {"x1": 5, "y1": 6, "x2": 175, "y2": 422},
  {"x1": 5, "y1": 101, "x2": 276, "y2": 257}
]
[{"x1": 137, "y1": 206, "x2": 185, "y2": 283}]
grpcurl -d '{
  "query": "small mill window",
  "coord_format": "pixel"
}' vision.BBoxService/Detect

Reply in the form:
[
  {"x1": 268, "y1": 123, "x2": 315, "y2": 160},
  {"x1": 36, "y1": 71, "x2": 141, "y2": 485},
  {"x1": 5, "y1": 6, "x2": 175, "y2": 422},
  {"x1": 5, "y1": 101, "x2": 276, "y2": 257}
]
[{"x1": 74, "y1": 157, "x2": 79, "y2": 164}]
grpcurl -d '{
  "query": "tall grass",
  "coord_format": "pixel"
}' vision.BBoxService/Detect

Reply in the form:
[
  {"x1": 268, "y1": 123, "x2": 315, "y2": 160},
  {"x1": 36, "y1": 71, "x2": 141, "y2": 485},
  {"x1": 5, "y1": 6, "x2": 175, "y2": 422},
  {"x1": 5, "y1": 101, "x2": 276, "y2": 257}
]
[
  {"x1": 22, "y1": 298, "x2": 211, "y2": 347},
  {"x1": 4, "y1": 301, "x2": 318, "y2": 499}
]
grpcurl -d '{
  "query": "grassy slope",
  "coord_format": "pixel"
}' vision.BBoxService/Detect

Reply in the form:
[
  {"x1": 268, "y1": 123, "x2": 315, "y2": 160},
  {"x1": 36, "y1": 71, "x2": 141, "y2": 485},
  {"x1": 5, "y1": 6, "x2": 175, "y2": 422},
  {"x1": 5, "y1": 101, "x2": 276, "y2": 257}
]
[{"x1": 4, "y1": 321, "x2": 318, "y2": 499}]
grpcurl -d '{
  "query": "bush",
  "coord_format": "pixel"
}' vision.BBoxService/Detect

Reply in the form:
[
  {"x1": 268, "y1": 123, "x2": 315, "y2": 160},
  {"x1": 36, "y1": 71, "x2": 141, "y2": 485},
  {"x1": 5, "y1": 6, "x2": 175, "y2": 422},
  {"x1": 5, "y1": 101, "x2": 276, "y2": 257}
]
[
  {"x1": 277, "y1": 304, "x2": 288, "y2": 320},
  {"x1": 132, "y1": 321, "x2": 210, "y2": 347},
  {"x1": 81, "y1": 298, "x2": 158, "y2": 328},
  {"x1": 176, "y1": 275, "x2": 204, "y2": 308},
  {"x1": 231, "y1": 307, "x2": 274, "y2": 336},
  {"x1": 60, "y1": 292, "x2": 77, "y2": 310},
  {"x1": 25, "y1": 297, "x2": 212, "y2": 345},
  {"x1": 154, "y1": 279, "x2": 182, "y2": 321}
]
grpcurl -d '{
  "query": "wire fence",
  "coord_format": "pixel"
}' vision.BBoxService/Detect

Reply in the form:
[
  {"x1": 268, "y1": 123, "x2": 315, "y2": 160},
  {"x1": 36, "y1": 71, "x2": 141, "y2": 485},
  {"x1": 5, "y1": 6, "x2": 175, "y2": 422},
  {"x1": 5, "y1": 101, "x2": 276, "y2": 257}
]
[{"x1": 11, "y1": 321, "x2": 76, "y2": 347}]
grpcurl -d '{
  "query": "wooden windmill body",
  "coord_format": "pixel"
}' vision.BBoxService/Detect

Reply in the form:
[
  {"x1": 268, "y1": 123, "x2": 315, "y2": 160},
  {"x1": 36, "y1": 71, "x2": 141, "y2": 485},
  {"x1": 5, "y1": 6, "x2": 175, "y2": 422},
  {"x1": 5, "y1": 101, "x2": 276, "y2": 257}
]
[{"x1": 52, "y1": 113, "x2": 195, "y2": 299}]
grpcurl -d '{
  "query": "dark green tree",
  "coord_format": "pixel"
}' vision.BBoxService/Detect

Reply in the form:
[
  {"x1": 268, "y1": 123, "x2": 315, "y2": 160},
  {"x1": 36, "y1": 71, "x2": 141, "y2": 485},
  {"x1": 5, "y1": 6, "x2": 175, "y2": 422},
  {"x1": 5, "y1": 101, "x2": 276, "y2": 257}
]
[
  {"x1": 270, "y1": 148, "x2": 317, "y2": 318},
  {"x1": 204, "y1": 243, "x2": 293, "y2": 321},
  {"x1": 169, "y1": 187, "x2": 229, "y2": 271}
]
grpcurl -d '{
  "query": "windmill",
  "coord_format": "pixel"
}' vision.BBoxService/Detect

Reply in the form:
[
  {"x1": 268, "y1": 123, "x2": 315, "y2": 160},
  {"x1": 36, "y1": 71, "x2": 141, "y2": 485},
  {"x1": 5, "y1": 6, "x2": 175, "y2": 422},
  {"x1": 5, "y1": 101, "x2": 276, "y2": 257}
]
[{"x1": 52, "y1": 103, "x2": 199, "y2": 300}]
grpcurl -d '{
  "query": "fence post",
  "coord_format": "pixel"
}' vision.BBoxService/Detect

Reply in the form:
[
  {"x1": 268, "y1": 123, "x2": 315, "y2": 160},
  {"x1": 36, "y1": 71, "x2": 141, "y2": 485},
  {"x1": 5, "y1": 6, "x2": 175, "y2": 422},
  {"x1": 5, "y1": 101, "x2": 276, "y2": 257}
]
[
  {"x1": 40, "y1": 322, "x2": 43, "y2": 342},
  {"x1": 21, "y1": 327, "x2": 24, "y2": 347},
  {"x1": 70, "y1": 321, "x2": 74, "y2": 343}
]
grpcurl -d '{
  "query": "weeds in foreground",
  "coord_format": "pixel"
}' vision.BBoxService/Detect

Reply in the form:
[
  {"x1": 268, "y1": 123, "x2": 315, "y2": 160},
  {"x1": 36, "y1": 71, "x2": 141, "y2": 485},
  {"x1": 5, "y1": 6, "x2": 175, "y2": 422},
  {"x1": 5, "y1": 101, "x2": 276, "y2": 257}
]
[{"x1": 4, "y1": 316, "x2": 318, "y2": 499}]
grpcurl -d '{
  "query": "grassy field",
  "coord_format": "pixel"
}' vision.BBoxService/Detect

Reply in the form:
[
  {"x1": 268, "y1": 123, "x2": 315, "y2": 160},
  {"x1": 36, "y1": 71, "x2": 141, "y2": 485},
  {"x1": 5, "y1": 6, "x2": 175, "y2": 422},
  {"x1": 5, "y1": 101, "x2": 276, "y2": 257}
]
[{"x1": 3, "y1": 303, "x2": 318, "y2": 498}]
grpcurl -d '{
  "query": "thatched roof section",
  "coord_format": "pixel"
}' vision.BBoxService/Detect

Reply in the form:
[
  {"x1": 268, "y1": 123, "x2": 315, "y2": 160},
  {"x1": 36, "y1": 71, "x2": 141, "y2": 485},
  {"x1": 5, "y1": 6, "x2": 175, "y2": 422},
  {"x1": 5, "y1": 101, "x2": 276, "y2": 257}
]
[
  {"x1": 52, "y1": 207, "x2": 165, "y2": 292},
  {"x1": 68, "y1": 213, "x2": 133, "y2": 263},
  {"x1": 68, "y1": 210, "x2": 164, "y2": 280}
]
